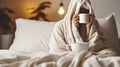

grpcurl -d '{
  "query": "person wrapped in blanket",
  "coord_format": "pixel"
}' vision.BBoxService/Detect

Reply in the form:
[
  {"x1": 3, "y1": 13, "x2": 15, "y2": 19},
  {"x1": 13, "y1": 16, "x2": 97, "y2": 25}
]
[{"x1": 49, "y1": 0, "x2": 119, "y2": 57}]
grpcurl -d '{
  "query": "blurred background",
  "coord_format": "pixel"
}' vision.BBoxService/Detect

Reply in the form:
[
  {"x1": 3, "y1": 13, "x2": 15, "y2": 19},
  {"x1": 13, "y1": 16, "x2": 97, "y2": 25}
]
[
  {"x1": 0, "y1": 0, "x2": 120, "y2": 49},
  {"x1": 0, "y1": 0, "x2": 70, "y2": 34}
]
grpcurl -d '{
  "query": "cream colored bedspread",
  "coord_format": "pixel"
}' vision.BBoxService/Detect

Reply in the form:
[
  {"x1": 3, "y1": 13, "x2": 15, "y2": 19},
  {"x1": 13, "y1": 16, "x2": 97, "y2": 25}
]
[{"x1": 0, "y1": 50, "x2": 120, "y2": 67}]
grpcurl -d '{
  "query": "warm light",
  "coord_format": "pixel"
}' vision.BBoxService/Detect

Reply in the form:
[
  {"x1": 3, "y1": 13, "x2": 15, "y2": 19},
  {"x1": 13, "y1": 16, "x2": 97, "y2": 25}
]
[
  {"x1": 27, "y1": 6, "x2": 35, "y2": 13},
  {"x1": 58, "y1": 3, "x2": 65, "y2": 15}
]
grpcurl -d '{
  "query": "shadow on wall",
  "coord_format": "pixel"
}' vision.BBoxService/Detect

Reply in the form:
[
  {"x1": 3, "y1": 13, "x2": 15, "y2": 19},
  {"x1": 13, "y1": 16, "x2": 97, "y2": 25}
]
[
  {"x1": 29, "y1": 1, "x2": 51, "y2": 21},
  {"x1": 0, "y1": 7, "x2": 15, "y2": 34},
  {"x1": 0, "y1": 7, "x2": 15, "y2": 49}
]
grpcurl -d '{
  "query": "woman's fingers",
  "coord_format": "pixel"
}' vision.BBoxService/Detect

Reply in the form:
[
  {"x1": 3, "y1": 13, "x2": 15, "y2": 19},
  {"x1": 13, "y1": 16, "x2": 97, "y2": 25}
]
[
  {"x1": 72, "y1": 14, "x2": 78, "y2": 18},
  {"x1": 87, "y1": 14, "x2": 95, "y2": 29},
  {"x1": 73, "y1": 17, "x2": 79, "y2": 23},
  {"x1": 89, "y1": 14, "x2": 95, "y2": 24},
  {"x1": 72, "y1": 14, "x2": 95, "y2": 29},
  {"x1": 72, "y1": 14, "x2": 79, "y2": 22},
  {"x1": 72, "y1": 14, "x2": 79, "y2": 28},
  {"x1": 86, "y1": 14, "x2": 95, "y2": 37}
]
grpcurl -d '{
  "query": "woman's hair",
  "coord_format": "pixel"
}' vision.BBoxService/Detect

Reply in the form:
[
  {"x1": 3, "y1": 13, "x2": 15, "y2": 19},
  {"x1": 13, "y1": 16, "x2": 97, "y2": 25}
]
[{"x1": 79, "y1": 7, "x2": 89, "y2": 13}]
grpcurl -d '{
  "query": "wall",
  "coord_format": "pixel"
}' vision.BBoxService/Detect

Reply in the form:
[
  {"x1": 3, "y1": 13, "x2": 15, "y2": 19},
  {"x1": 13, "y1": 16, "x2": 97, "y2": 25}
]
[
  {"x1": 0, "y1": 0, "x2": 120, "y2": 49},
  {"x1": 1, "y1": 0, "x2": 119, "y2": 29},
  {"x1": 0, "y1": 0, "x2": 70, "y2": 49},
  {"x1": 0, "y1": 0, "x2": 70, "y2": 21},
  {"x1": 90, "y1": 0, "x2": 120, "y2": 37}
]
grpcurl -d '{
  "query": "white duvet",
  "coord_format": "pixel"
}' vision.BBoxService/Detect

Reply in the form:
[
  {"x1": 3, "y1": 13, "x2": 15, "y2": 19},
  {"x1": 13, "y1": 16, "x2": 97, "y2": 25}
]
[
  {"x1": 0, "y1": 50, "x2": 120, "y2": 67},
  {"x1": 1, "y1": 0, "x2": 120, "y2": 66}
]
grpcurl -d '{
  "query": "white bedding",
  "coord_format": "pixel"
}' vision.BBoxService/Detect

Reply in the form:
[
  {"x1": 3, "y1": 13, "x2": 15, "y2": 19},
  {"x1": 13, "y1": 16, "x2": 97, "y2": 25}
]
[
  {"x1": 0, "y1": 50, "x2": 120, "y2": 67},
  {"x1": 0, "y1": 16, "x2": 120, "y2": 67},
  {"x1": 3, "y1": 13, "x2": 119, "y2": 67},
  {"x1": 1, "y1": 0, "x2": 119, "y2": 66},
  {"x1": 1, "y1": 12, "x2": 118, "y2": 67}
]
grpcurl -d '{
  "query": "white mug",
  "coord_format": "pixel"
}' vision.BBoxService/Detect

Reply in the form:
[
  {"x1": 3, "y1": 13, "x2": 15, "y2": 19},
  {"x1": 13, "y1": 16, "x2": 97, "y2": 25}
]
[
  {"x1": 79, "y1": 13, "x2": 89, "y2": 24},
  {"x1": 70, "y1": 42, "x2": 89, "y2": 53}
]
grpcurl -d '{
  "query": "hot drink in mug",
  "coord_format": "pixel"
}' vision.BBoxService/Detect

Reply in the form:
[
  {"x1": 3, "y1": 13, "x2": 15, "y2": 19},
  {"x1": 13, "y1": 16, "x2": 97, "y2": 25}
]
[{"x1": 79, "y1": 13, "x2": 89, "y2": 24}]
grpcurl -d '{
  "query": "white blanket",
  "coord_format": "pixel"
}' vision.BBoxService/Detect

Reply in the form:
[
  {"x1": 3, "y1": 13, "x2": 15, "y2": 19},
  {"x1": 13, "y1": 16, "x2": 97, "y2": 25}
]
[
  {"x1": 1, "y1": 0, "x2": 120, "y2": 67},
  {"x1": 0, "y1": 50, "x2": 120, "y2": 67},
  {"x1": 49, "y1": 0, "x2": 107, "y2": 54}
]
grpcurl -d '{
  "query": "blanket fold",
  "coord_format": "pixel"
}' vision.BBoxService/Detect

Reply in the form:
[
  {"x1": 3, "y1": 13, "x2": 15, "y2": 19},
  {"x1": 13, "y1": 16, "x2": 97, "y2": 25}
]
[{"x1": 1, "y1": 50, "x2": 120, "y2": 67}]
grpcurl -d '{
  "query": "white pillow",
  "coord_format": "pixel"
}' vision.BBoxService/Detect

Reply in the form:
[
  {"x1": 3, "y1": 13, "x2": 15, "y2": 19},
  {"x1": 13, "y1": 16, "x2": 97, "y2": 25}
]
[
  {"x1": 97, "y1": 13, "x2": 119, "y2": 48},
  {"x1": 9, "y1": 13, "x2": 119, "y2": 53},
  {"x1": 9, "y1": 18, "x2": 56, "y2": 53}
]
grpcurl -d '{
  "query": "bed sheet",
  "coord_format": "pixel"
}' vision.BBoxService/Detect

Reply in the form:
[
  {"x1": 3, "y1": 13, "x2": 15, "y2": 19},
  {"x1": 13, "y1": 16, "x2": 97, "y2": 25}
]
[{"x1": 0, "y1": 50, "x2": 120, "y2": 67}]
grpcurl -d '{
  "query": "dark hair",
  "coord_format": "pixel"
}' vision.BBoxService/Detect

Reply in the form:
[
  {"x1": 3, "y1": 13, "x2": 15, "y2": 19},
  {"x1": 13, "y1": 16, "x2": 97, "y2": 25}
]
[{"x1": 79, "y1": 7, "x2": 89, "y2": 13}]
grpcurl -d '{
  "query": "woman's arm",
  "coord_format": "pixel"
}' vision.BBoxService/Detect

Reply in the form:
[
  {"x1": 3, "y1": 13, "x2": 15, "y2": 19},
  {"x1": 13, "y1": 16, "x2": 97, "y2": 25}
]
[
  {"x1": 88, "y1": 20, "x2": 107, "y2": 52},
  {"x1": 49, "y1": 21, "x2": 68, "y2": 54},
  {"x1": 72, "y1": 14, "x2": 95, "y2": 42}
]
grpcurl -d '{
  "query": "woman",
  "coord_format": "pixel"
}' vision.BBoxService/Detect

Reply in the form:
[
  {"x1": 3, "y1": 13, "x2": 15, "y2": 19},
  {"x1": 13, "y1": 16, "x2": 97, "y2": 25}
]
[{"x1": 49, "y1": 0, "x2": 106, "y2": 55}]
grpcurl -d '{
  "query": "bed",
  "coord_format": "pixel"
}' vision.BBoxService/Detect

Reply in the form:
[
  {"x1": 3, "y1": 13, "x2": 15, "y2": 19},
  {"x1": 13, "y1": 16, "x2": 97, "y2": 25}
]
[{"x1": 0, "y1": 13, "x2": 120, "y2": 67}]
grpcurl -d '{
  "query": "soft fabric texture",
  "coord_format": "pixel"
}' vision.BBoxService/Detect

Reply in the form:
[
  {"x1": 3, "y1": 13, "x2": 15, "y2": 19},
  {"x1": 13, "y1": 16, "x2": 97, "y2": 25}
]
[
  {"x1": 97, "y1": 13, "x2": 120, "y2": 55},
  {"x1": 9, "y1": 0, "x2": 119, "y2": 55},
  {"x1": 0, "y1": 50, "x2": 120, "y2": 67},
  {"x1": 9, "y1": 18, "x2": 55, "y2": 53},
  {"x1": 9, "y1": 13, "x2": 119, "y2": 54},
  {"x1": 0, "y1": 0, "x2": 120, "y2": 66},
  {"x1": 49, "y1": 0, "x2": 106, "y2": 54},
  {"x1": 98, "y1": 13, "x2": 119, "y2": 47}
]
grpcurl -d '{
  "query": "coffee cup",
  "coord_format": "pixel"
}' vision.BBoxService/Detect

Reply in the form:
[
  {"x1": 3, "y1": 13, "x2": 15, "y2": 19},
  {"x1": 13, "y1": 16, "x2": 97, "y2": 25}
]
[
  {"x1": 70, "y1": 42, "x2": 89, "y2": 53},
  {"x1": 79, "y1": 13, "x2": 89, "y2": 24}
]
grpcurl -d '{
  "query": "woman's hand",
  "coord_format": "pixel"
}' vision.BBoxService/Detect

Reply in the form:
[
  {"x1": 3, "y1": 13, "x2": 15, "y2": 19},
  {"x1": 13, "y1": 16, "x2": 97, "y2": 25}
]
[
  {"x1": 72, "y1": 14, "x2": 95, "y2": 38},
  {"x1": 72, "y1": 14, "x2": 79, "y2": 28},
  {"x1": 86, "y1": 14, "x2": 95, "y2": 37}
]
